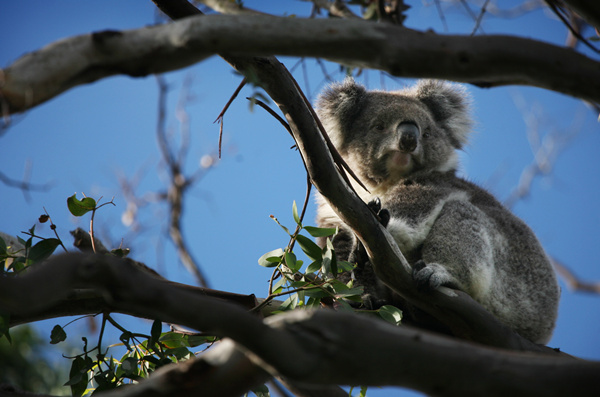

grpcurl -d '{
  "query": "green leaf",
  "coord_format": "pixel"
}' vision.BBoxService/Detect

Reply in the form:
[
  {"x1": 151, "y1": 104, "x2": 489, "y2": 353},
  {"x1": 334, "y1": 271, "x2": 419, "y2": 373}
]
[
  {"x1": 279, "y1": 293, "x2": 299, "y2": 311},
  {"x1": 306, "y1": 260, "x2": 322, "y2": 274},
  {"x1": 324, "y1": 238, "x2": 337, "y2": 276},
  {"x1": 285, "y1": 251, "x2": 300, "y2": 272},
  {"x1": 303, "y1": 287, "x2": 329, "y2": 299},
  {"x1": 337, "y1": 260, "x2": 356, "y2": 273},
  {"x1": 28, "y1": 238, "x2": 61, "y2": 263},
  {"x1": 121, "y1": 357, "x2": 138, "y2": 375},
  {"x1": 159, "y1": 332, "x2": 189, "y2": 349},
  {"x1": 258, "y1": 248, "x2": 284, "y2": 267},
  {"x1": 66, "y1": 356, "x2": 89, "y2": 397},
  {"x1": 187, "y1": 335, "x2": 216, "y2": 347},
  {"x1": 150, "y1": 319, "x2": 162, "y2": 345},
  {"x1": 271, "y1": 276, "x2": 287, "y2": 294},
  {"x1": 292, "y1": 201, "x2": 300, "y2": 225},
  {"x1": 270, "y1": 215, "x2": 290, "y2": 235},
  {"x1": 17, "y1": 236, "x2": 27, "y2": 249},
  {"x1": 303, "y1": 226, "x2": 337, "y2": 238},
  {"x1": 8, "y1": 257, "x2": 26, "y2": 272},
  {"x1": 295, "y1": 234, "x2": 322, "y2": 261},
  {"x1": 67, "y1": 194, "x2": 96, "y2": 217},
  {"x1": 50, "y1": 324, "x2": 66, "y2": 344},
  {"x1": 165, "y1": 346, "x2": 191, "y2": 361},
  {"x1": 378, "y1": 305, "x2": 403, "y2": 326},
  {"x1": 252, "y1": 383, "x2": 270, "y2": 397}
]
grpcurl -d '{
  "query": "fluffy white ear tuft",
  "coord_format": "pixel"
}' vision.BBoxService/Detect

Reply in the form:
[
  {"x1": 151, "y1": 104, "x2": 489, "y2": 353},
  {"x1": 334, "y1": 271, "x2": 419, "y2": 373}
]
[
  {"x1": 315, "y1": 78, "x2": 366, "y2": 150},
  {"x1": 410, "y1": 80, "x2": 473, "y2": 148}
]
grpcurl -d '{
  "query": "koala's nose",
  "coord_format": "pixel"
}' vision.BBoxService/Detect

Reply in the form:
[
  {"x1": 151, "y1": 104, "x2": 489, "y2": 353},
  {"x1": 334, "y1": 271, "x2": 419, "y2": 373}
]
[{"x1": 398, "y1": 122, "x2": 419, "y2": 153}]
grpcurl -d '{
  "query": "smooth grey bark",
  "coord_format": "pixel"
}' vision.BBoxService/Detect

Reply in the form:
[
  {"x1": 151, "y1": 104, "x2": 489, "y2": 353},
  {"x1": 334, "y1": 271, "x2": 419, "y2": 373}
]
[{"x1": 2, "y1": 14, "x2": 600, "y2": 114}]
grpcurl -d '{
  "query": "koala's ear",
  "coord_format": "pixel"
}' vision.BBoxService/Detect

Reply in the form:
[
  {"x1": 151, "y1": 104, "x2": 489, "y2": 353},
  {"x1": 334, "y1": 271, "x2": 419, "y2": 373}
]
[
  {"x1": 412, "y1": 80, "x2": 472, "y2": 148},
  {"x1": 316, "y1": 78, "x2": 366, "y2": 123},
  {"x1": 315, "y1": 78, "x2": 367, "y2": 148}
]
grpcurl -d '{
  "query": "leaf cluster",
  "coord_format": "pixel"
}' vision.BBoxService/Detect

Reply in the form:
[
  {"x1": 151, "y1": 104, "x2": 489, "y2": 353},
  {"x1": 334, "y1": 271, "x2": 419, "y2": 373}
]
[
  {"x1": 54, "y1": 317, "x2": 215, "y2": 396},
  {"x1": 258, "y1": 201, "x2": 402, "y2": 324}
]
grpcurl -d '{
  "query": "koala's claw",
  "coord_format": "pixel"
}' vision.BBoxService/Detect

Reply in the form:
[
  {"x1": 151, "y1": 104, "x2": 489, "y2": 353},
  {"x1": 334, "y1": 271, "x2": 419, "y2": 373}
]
[
  {"x1": 367, "y1": 198, "x2": 390, "y2": 227},
  {"x1": 412, "y1": 260, "x2": 452, "y2": 290}
]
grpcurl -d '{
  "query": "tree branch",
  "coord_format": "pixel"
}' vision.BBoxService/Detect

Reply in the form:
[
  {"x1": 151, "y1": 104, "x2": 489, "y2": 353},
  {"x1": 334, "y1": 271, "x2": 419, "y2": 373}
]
[
  {"x1": 2, "y1": 14, "x2": 600, "y2": 114},
  {"x1": 2, "y1": 253, "x2": 599, "y2": 396},
  {"x1": 560, "y1": 0, "x2": 600, "y2": 30}
]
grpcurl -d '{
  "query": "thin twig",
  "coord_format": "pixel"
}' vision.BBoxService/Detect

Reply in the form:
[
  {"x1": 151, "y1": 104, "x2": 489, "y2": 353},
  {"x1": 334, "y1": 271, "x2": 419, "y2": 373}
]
[
  {"x1": 545, "y1": 0, "x2": 600, "y2": 54},
  {"x1": 433, "y1": 0, "x2": 449, "y2": 32},
  {"x1": 553, "y1": 258, "x2": 600, "y2": 294},
  {"x1": 246, "y1": 97, "x2": 293, "y2": 136},
  {"x1": 471, "y1": 0, "x2": 491, "y2": 35},
  {"x1": 215, "y1": 77, "x2": 247, "y2": 158}
]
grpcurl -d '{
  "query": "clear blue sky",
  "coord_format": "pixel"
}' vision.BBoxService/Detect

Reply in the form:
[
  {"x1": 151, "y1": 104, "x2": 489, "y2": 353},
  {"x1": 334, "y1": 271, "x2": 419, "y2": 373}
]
[{"x1": 1, "y1": 1, "x2": 599, "y2": 396}]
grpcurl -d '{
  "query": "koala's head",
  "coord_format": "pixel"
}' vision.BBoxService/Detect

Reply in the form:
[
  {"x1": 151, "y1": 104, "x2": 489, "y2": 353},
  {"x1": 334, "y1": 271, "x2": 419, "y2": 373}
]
[{"x1": 316, "y1": 79, "x2": 472, "y2": 190}]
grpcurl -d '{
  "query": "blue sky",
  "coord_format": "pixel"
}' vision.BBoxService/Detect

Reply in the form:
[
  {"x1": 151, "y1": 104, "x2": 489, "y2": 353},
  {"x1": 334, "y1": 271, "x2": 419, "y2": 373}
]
[{"x1": 1, "y1": 1, "x2": 599, "y2": 396}]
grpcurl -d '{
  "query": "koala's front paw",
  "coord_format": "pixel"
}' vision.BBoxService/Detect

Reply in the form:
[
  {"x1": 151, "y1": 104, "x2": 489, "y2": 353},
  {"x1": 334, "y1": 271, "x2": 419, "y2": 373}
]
[
  {"x1": 412, "y1": 260, "x2": 454, "y2": 290},
  {"x1": 349, "y1": 198, "x2": 391, "y2": 268},
  {"x1": 367, "y1": 198, "x2": 390, "y2": 227}
]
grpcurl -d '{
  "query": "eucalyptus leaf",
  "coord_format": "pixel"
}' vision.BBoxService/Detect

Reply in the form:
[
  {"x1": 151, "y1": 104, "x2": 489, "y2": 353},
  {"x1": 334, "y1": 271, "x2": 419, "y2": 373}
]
[
  {"x1": 292, "y1": 201, "x2": 301, "y2": 225},
  {"x1": 295, "y1": 234, "x2": 322, "y2": 261},
  {"x1": 258, "y1": 248, "x2": 284, "y2": 267},
  {"x1": 28, "y1": 238, "x2": 61, "y2": 263},
  {"x1": 67, "y1": 194, "x2": 96, "y2": 217},
  {"x1": 303, "y1": 226, "x2": 337, "y2": 238},
  {"x1": 285, "y1": 251, "x2": 300, "y2": 272},
  {"x1": 66, "y1": 356, "x2": 88, "y2": 397},
  {"x1": 306, "y1": 260, "x2": 322, "y2": 274},
  {"x1": 378, "y1": 305, "x2": 403, "y2": 326},
  {"x1": 121, "y1": 357, "x2": 138, "y2": 375}
]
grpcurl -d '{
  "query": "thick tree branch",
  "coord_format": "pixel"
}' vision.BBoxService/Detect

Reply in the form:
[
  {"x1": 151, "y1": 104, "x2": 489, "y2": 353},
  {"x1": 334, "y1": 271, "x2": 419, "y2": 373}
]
[
  {"x1": 1, "y1": 253, "x2": 599, "y2": 396},
  {"x1": 2, "y1": 14, "x2": 600, "y2": 114}
]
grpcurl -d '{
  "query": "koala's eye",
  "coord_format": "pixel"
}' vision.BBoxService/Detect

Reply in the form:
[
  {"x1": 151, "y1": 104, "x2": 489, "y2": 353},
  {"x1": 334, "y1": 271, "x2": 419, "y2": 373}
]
[
  {"x1": 374, "y1": 124, "x2": 385, "y2": 131},
  {"x1": 422, "y1": 128, "x2": 431, "y2": 139}
]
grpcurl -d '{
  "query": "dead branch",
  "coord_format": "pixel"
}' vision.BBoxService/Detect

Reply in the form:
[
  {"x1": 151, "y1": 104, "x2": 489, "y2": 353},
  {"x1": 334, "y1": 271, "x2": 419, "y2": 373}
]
[
  {"x1": 155, "y1": 75, "x2": 210, "y2": 287},
  {"x1": 2, "y1": 14, "x2": 600, "y2": 114},
  {"x1": 0, "y1": 167, "x2": 53, "y2": 201},
  {"x1": 553, "y1": 259, "x2": 600, "y2": 294}
]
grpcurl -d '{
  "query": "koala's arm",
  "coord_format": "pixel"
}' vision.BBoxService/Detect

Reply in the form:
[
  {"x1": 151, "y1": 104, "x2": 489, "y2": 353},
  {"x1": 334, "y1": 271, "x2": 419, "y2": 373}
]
[{"x1": 415, "y1": 200, "x2": 496, "y2": 301}]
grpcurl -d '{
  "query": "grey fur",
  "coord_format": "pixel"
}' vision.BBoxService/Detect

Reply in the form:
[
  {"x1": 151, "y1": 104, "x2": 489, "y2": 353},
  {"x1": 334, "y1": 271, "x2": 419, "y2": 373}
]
[{"x1": 315, "y1": 79, "x2": 559, "y2": 344}]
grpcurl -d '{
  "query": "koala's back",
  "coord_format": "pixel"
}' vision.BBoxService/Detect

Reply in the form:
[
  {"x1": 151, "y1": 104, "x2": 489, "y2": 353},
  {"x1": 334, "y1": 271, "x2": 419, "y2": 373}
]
[{"x1": 359, "y1": 171, "x2": 559, "y2": 343}]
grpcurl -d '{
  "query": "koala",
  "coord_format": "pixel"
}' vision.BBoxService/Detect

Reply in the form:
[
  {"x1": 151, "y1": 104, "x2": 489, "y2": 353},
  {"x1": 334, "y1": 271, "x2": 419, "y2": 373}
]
[{"x1": 315, "y1": 78, "x2": 560, "y2": 344}]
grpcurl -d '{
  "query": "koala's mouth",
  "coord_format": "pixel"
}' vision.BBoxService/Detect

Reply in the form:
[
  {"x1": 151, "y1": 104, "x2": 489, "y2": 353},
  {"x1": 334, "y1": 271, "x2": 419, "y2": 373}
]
[{"x1": 387, "y1": 150, "x2": 414, "y2": 176}]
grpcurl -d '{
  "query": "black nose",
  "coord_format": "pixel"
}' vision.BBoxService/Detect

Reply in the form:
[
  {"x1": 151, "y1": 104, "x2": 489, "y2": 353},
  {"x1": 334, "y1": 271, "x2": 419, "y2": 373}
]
[{"x1": 398, "y1": 123, "x2": 419, "y2": 152}]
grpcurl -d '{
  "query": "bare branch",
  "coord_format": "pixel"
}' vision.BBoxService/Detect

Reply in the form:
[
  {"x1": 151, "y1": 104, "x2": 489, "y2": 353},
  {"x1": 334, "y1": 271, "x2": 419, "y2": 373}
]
[
  {"x1": 2, "y1": 15, "x2": 600, "y2": 114},
  {"x1": 155, "y1": 75, "x2": 210, "y2": 287},
  {"x1": 0, "y1": 167, "x2": 53, "y2": 201},
  {"x1": 553, "y1": 258, "x2": 600, "y2": 294},
  {"x1": 503, "y1": 92, "x2": 581, "y2": 208}
]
